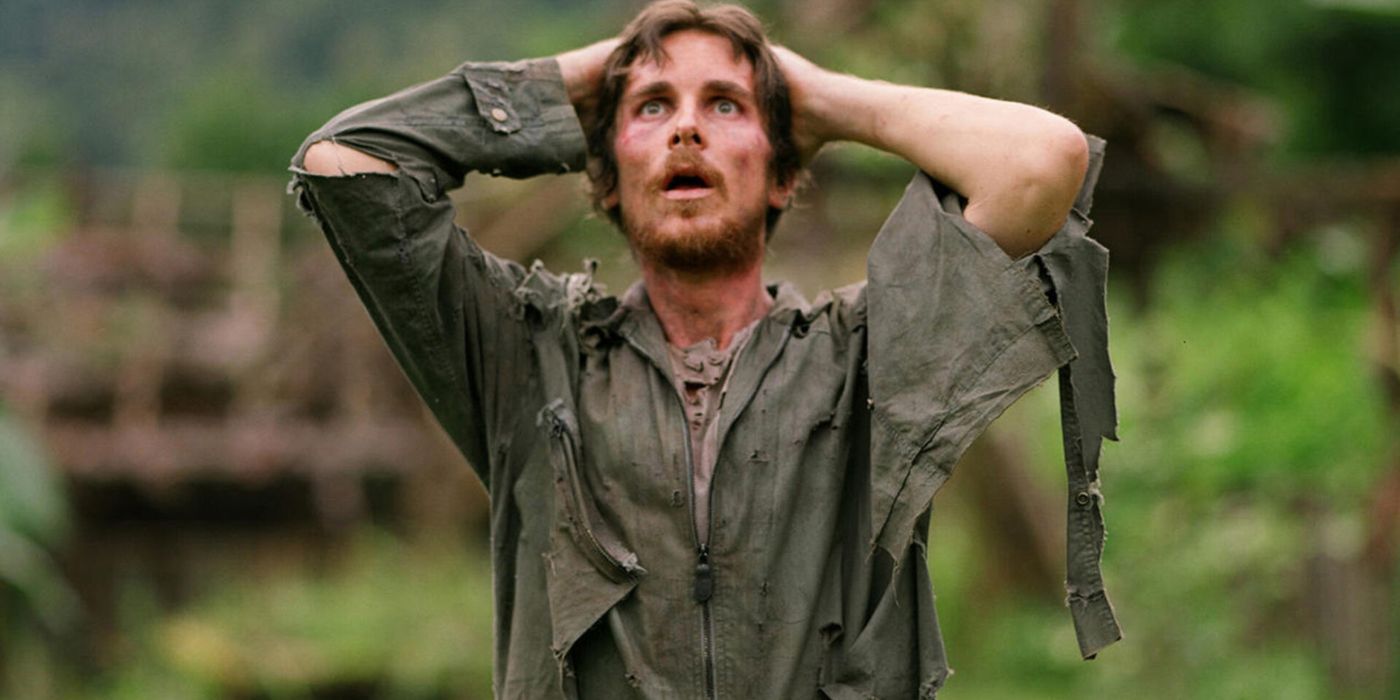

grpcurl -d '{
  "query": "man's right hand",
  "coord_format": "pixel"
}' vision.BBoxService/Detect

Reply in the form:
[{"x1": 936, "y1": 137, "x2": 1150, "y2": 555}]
[
  {"x1": 770, "y1": 45, "x2": 835, "y2": 165},
  {"x1": 557, "y1": 38, "x2": 621, "y2": 131}
]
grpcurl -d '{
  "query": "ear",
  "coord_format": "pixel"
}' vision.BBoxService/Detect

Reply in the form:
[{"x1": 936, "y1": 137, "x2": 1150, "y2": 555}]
[
  {"x1": 603, "y1": 189, "x2": 620, "y2": 210},
  {"x1": 768, "y1": 175, "x2": 796, "y2": 210}
]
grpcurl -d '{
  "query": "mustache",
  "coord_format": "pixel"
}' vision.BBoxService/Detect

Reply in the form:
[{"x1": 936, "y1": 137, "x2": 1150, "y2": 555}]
[{"x1": 656, "y1": 150, "x2": 724, "y2": 191}]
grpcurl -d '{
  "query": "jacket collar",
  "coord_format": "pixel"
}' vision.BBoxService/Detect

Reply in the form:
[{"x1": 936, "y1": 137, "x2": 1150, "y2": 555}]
[
  {"x1": 576, "y1": 276, "x2": 802, "y2": 370},
  {"x1": 594, "y1": 279, "x2": 804, "y2": 461}
]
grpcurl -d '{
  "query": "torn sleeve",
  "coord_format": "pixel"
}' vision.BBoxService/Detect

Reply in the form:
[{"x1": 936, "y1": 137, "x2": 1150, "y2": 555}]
[
  {"x1": 865, "y1": 135, "x2": 1122, "y2": 659},
  {"x1": 1022, "y1": 136, "x2": 1122, "y2": 658},
  {"x1": 290, "y1": 58, "x2": 587, "y2": 197},
  {"x1": 285, "y1": 59, "x2": 587, "y2": 488}
]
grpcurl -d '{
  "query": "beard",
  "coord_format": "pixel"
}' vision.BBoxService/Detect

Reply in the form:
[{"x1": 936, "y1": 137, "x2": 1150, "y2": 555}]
[
  {"x1": 623, "y1": 203, "x2": 765, "y2": 275},
  {"x1": 619, "y1": 150, "x2": 767, "y2": 275}
]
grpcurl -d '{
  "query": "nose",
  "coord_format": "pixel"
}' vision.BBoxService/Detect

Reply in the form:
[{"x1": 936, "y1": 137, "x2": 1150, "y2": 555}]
[
  {"x1": 670, "y1": 107, "x2": 703, "y2": 149},
  {"x1": 671, "y1": 125, "x2": 703, "y2": 148}
]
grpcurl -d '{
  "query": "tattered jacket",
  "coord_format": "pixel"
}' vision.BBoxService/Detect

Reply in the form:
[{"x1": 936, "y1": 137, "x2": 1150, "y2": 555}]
[{"x1": 289, "y1": 57, "x2": 1121, "y2": 699}]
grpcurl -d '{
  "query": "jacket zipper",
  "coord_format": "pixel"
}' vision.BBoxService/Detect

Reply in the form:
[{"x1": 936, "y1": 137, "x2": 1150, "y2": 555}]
[
  {"x1": 676, "y1": 397, "x2": 719, "y2": 700},
  {"x1": 623, "y1": 333, "x2": 723, "y2": 699},
  {"x1": 618, "y1": 317, "x2": 794, "y2": 699},
  {"x1": 695, "y1": 542, "x2": 716, "y2": 698}
]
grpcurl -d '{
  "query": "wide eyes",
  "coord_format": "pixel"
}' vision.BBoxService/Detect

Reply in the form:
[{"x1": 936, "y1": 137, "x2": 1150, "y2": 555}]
[
  {"x1": 640, "y1": 100, "x2": 665, "y2": 117},
  {"x1": 635, "y1": 97, "x2": 742, "y2": 118}
]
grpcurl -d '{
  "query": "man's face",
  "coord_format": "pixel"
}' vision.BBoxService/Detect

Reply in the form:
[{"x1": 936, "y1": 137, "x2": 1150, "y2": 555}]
[{"x1": 608, "y1": 30, "x2": 790, "y2": 274}]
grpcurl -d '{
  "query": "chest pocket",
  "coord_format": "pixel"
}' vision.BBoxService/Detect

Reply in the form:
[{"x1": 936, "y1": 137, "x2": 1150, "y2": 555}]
[
  {"x1": 537, "y1": 398, "x2": 643, "y2": 698},
  {"x1": 540, "y1": 399, "x2": 645, "y2": 581},
  {"x1": 518, "y1": 267, "x2": 647, "y2": 695}
]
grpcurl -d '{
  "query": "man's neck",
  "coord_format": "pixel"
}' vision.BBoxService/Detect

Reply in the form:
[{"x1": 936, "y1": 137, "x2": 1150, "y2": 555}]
[{"x1": 640, "y1": 258, "x2": 772, "y2": 351}]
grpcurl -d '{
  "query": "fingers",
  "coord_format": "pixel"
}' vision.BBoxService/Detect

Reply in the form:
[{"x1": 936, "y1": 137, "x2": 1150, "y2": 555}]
[
  {"x1": 558, "y1": 38, "x2": 621, "y2": 109},
  {"x1": 770, "y1": 45, "x2": 828, "y2": 163}
]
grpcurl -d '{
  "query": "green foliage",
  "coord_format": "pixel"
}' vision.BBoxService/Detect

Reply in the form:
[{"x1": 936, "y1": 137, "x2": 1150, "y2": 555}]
[
  {"x1": 85, "y1": 531, "x2": 495, "y2": 700},
  {"x1": 1107, "y1": 0, "x2": 1400, "y2": 156},
  {"x1": 0, "y1": 0, "x2": 638, "y2": 171},
  {"x1": 159, "y1": 68, "x2": 332, "y2": 174},
  {"x1": 1107, "y1": 0, "x2": 1311, "y2": 84},
  {"x1": 932, "y1": 229, "x2": 1383, "y2": 699},
  {"x1": 0, "y1": 177, "x2": 70, "y2": 267},
  {"x1": 1130, "y1": 229, "x2": 1383, "y2": 505},
  {"x1": 0, "y1": 405, "x2": 78, "y2": 636},
  {"x1": 0, "y1": 408, "x2": 68, "y2": 546},
  {"x1": 1091, "y1": 233, "x2": 1380, "y2": 699},
  {"x1": 0, "y1": 72, "x2": 70, "y2": 169},
  {"x1": 1288, "y1": 10, "x2": 1400, "y2": 155}
]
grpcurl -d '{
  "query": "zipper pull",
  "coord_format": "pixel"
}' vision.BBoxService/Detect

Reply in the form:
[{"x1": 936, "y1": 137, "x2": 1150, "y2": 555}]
[{"x1": 693, "y1": 544, "x2": 714, "y2": 603}]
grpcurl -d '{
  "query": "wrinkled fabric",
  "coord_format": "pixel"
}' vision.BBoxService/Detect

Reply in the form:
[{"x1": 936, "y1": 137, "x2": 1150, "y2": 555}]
[
  {"x1": 665, "y1": 309, "x2": 762, "y2": 542},
  {"x1": 288, "y1": 56, "x2": 1120, "y2": 699}
]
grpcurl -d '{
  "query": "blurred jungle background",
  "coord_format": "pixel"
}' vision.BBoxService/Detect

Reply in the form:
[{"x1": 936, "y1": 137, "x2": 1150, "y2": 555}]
[{"x1": 3, "y1": 0, "x2": 1399, "y2": 697}]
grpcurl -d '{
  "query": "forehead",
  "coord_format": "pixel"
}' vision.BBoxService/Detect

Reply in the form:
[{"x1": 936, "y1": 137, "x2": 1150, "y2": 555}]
[{"x1": 624, "y1": 29, "x2": 756, "y2": 94}]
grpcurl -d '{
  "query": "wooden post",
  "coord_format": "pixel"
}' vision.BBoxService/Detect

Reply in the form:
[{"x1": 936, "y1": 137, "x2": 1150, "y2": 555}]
[
  {"x1": 1359, "y1": 204, "x2": 1400, "y2": 696},
  {"x1": 1042, "y1": 0, "x2": 1082, "y2": 112},
  {"x1": 113, "y1": 175, "x2": 182, "y2": 435},
  {"x1": 1312, "y1": 206, "x2": 1400, "y2": 696},
  {"x1": 229, "y1": 180, "x2": 282, "y2": 354}
]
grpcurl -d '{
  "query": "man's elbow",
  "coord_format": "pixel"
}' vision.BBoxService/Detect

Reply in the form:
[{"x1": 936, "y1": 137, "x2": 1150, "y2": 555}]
[
  {"x1": 301, "y1": 140, "x2": 398, "y2": 176},
  {"x1": 1017, "y1": 123, "x2": 1089, "y2": 246},
  {"x1": 967, "y1": 124, "x2": 1088, "y2": 257},
  {"x1": 1025, "y1": 120, "x2": 1088, "y2": 216}
]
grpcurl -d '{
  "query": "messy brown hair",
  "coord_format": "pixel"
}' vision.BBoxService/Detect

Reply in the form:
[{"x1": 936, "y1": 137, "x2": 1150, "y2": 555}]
[{"x1": 587, "y1": 0, "x2": 801, "y2": 238}]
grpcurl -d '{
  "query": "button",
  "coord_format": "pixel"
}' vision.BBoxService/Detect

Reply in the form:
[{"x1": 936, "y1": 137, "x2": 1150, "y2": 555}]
[
  {"x1": 490, "y1": 107, "x2": 509, "y2": 122},
  {"x1": 1075, "y1": 492, "x2": 1092, "y2": 507}
]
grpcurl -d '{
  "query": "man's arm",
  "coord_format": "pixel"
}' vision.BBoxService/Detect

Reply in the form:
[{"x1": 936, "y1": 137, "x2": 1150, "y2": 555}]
[
  {"x1": 289, "y1": 54, "x2": 593, "y2": 481},
  {"x1": 775, "y1": 48, "x2": 1088, "y2": 258},
  {"x1": 303, "y1": 40, "x2": 618, "y2": 177},
  {"x1": 791, "y1": 49, "x2": 1124, "y2": 656},
  {"x1": 301, "y1": 139, "x2": 397, "y2": 175}
]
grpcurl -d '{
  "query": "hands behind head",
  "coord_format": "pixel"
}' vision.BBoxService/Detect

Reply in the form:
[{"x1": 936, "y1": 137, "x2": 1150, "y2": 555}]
[
  {"x1": 769, "y1": 45, "x2": 831, "y2": 166},
  {"x1": 558, "y1": 38, "x2": 623, "y2": 133},
  {"x1": 561, "y1": 37, "x2": 830, "y2": 168}
]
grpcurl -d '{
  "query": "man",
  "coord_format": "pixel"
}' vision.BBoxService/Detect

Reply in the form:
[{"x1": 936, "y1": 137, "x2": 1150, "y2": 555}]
[{"x1": 290, "y1": 1, "x2": 1120, "y2": 697}]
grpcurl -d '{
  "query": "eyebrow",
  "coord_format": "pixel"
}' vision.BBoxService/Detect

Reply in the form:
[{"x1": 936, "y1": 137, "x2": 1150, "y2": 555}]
[
  {"x1": 702, "y1": 79, "x2": 753, "y2": 100},
  {"x1": 625, "y1": 79, "x2": 754, "y2": 102},
  {"x1": 628, "y1": 80, "x2": 673, "y2": 101}
]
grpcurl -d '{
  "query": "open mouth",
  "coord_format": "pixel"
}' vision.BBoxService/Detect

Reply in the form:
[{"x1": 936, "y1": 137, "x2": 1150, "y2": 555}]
[{"x1": 663, "y1": 171, "x2": 715, "y2": 200}]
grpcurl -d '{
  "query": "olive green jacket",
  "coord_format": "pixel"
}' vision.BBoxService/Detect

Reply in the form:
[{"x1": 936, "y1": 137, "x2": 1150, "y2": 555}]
[{"x1": 289, "y1": 57, "x2": 1120, "y2": 700}]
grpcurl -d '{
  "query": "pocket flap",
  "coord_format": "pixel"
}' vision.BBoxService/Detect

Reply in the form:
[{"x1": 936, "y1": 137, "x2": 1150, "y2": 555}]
[{"x1": 465, "y1": 70, "x2": 523, "y2": 134}]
